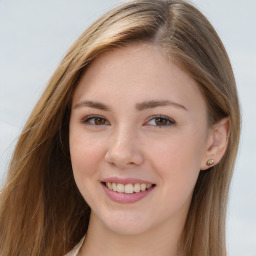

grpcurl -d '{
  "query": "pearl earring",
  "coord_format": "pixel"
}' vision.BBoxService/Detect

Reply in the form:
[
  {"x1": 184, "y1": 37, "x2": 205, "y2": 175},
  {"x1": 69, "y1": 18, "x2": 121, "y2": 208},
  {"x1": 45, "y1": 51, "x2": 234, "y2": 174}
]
[{"x1": 206, "y1": 159, "x2": 214, "y2": 166}]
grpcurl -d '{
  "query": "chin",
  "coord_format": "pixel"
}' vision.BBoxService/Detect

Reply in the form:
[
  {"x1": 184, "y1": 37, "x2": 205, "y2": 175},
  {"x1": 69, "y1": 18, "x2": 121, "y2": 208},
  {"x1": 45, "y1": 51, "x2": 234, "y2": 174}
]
[
  {"x1": 101, "y1": 211, "x2": 154, "y2": 236},
  {"x1": 106, "y1": 222, "x2": 151, "y2": 236}
]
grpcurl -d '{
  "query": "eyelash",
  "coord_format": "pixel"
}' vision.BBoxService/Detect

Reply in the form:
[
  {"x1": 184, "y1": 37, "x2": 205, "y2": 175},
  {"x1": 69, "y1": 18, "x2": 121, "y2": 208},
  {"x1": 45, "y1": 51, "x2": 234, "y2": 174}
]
[
  {"x1": 81, "y1": 115, "x2": 176, "y2": 127},
  {"x1": 144, "y1": 115, "x2": 176, "y2": 127},
  {"x1": 81, "y1": 115, "x2": 110, "y2": 126}
]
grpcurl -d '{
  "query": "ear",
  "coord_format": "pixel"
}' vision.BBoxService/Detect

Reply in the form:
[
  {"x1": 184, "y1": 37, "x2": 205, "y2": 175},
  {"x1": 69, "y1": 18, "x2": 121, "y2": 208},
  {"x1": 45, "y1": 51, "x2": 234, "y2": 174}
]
[{"x1": 200, "y1": 117, "x2": 230, "y2": 170}]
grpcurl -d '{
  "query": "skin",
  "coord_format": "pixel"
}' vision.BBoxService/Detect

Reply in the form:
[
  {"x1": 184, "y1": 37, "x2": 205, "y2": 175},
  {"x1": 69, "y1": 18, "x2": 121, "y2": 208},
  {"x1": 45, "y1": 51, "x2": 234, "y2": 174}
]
[{"x1": 69, "y1": 43, "x2": 229, "y2": 256}]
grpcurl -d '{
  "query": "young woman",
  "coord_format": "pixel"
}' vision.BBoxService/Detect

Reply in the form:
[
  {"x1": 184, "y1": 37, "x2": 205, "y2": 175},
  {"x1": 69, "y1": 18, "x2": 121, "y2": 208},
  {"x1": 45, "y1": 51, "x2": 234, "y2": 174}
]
[{"x1": 0, "y1": 1, "x2": 240, "y2": 256}]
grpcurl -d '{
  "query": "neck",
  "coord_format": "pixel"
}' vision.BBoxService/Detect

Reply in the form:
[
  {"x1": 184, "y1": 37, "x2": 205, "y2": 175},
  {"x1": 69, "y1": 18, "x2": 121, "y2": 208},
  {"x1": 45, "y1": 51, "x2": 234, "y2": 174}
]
[{"x1": 79, "y1": 212, "x2": 185, "y2": 256}]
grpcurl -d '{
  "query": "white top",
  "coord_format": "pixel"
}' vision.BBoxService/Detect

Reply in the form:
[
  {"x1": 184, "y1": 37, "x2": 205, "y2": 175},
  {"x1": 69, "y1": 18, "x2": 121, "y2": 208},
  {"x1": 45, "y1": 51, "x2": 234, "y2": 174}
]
[{"x1": 64, "y1": 236, "x2": 85, "y2": 256}]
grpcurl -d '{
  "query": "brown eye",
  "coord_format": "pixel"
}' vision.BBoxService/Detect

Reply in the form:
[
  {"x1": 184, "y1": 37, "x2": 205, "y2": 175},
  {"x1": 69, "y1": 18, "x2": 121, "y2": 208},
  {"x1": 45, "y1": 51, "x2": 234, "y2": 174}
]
[
  {"x1": 83, "y1": 116, "x2": 110, "y2": 125},
  {"x1": 155, "y1": 117, "x2": 169, "y2": 126},
  {"x1": 94, "y1": 117, "x2": 107, "y2": 125},
  {"x1": 146, "y1": 115, "x2": 175, "y2": 127}
]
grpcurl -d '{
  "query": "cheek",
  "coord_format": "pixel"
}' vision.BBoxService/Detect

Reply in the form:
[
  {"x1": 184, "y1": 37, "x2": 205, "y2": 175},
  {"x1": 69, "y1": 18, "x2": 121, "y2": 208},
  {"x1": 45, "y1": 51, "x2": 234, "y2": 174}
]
[
  {"x1": 146, "y1": 131, "x2": 206, "y2": 203},
  {"x1": 69, "y1": 134, "x2": 108, "y2": 208},
  {"x1": 69, "y1": 131, "x2": 106, "y2": 183},
  {"x1": 149, "y1": 130, "x2": 205, "y2": 170}
]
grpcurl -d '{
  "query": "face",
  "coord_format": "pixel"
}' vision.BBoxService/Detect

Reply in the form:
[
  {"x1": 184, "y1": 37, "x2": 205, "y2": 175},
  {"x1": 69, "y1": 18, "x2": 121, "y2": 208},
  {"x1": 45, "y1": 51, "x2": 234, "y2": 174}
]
[{"x1": 69, "y1": 43, "x2": 211, "y2": 235}]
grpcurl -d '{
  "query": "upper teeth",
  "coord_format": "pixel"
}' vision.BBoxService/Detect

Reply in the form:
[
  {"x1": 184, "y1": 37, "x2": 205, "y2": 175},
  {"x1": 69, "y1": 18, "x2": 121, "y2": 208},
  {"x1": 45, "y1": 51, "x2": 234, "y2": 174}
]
[{"x1": 106, "y1": 182, "x2": 153, "y2": 194}]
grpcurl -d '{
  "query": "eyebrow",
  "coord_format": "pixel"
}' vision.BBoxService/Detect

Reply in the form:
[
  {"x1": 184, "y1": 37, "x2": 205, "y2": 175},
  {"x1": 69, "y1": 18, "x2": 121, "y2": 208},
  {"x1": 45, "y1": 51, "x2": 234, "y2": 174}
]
[
  {"x1": 74, "y1": 100, "x2": 112, "y2": 111},
  {"x1": 135, "y1": 100, "x2": 188, "y2": 111},
  {"x1": 74, "y1": 100, "x2": 187, "y2": 111}
]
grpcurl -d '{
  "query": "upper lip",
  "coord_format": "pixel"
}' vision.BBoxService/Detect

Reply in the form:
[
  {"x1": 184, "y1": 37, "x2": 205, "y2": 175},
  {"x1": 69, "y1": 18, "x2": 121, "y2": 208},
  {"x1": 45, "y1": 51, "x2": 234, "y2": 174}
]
[{"x1": 101, "y1": 177, "x2": 155, "y2": 185}]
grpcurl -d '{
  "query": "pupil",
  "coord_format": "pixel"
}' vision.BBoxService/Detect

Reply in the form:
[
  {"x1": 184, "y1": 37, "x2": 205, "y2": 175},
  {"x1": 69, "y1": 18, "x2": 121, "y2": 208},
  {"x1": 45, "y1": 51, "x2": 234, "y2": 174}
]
[
  {"x1": 156, "y1": 118, "x2": 166, "y2": 125},
  {"x1": 95, "y1": 118, "x2": 105, "y2": 125}
]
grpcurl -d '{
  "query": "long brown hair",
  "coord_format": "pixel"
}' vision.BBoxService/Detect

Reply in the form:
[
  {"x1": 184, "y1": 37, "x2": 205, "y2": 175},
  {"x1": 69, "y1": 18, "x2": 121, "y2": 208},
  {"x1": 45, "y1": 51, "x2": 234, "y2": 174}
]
[{"x1": 0, "y1": 1, "x2": 240, "y2": 255}]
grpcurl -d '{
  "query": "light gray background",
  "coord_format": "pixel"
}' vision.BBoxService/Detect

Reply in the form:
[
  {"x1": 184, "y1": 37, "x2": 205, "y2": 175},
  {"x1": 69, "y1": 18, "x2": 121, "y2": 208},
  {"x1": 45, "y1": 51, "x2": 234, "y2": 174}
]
[{"x1": 0, "y1": 0, "x2": 255, "y2": 255}]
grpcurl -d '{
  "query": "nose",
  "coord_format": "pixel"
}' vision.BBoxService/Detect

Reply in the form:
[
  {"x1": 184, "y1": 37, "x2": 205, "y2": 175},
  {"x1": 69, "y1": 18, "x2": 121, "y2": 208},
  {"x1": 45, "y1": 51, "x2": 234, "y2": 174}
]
[{"x1": 105, "y1": 127, "x2": 144, "y2": 168}]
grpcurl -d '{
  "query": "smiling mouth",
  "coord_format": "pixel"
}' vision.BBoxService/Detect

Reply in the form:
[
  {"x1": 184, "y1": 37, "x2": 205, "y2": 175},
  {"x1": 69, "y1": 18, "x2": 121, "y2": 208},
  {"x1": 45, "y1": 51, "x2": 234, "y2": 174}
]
[{"x1": 102, "y1": 182, "x2": 156, "y2": 194}]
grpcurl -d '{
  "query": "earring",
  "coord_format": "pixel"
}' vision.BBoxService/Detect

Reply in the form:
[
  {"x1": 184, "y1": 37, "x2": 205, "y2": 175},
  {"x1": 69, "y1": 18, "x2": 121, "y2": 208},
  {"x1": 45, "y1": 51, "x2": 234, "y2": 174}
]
[{"x1": 206, "y1": 159, "x2": 214, "y2": 166}]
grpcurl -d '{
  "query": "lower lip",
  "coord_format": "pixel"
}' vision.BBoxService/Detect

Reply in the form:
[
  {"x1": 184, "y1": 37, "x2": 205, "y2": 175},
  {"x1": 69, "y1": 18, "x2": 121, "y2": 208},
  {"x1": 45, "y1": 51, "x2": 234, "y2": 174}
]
[{"x1": 101, "y1": 183, "x2": 156, "y2": 203}]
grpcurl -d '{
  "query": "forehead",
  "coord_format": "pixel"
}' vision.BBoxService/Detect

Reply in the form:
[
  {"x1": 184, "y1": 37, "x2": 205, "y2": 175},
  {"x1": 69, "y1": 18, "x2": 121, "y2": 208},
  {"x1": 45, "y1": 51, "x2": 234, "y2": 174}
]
[{"x1": 73, "y1": 43, "x2": 206, "y2": 115}]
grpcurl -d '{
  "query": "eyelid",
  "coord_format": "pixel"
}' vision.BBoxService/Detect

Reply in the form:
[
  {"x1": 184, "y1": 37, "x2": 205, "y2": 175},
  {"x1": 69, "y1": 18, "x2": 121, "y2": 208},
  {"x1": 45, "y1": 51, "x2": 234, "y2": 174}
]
[
  {"x1": 144, "y1": 115, "x2": 176, "y2": 127},
  {"x1": 81, "y1": 114, "x2": 110, "y2": 125},
  {"x1": 80, "y1": 114, "x2": 175, "y2": 127}
]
